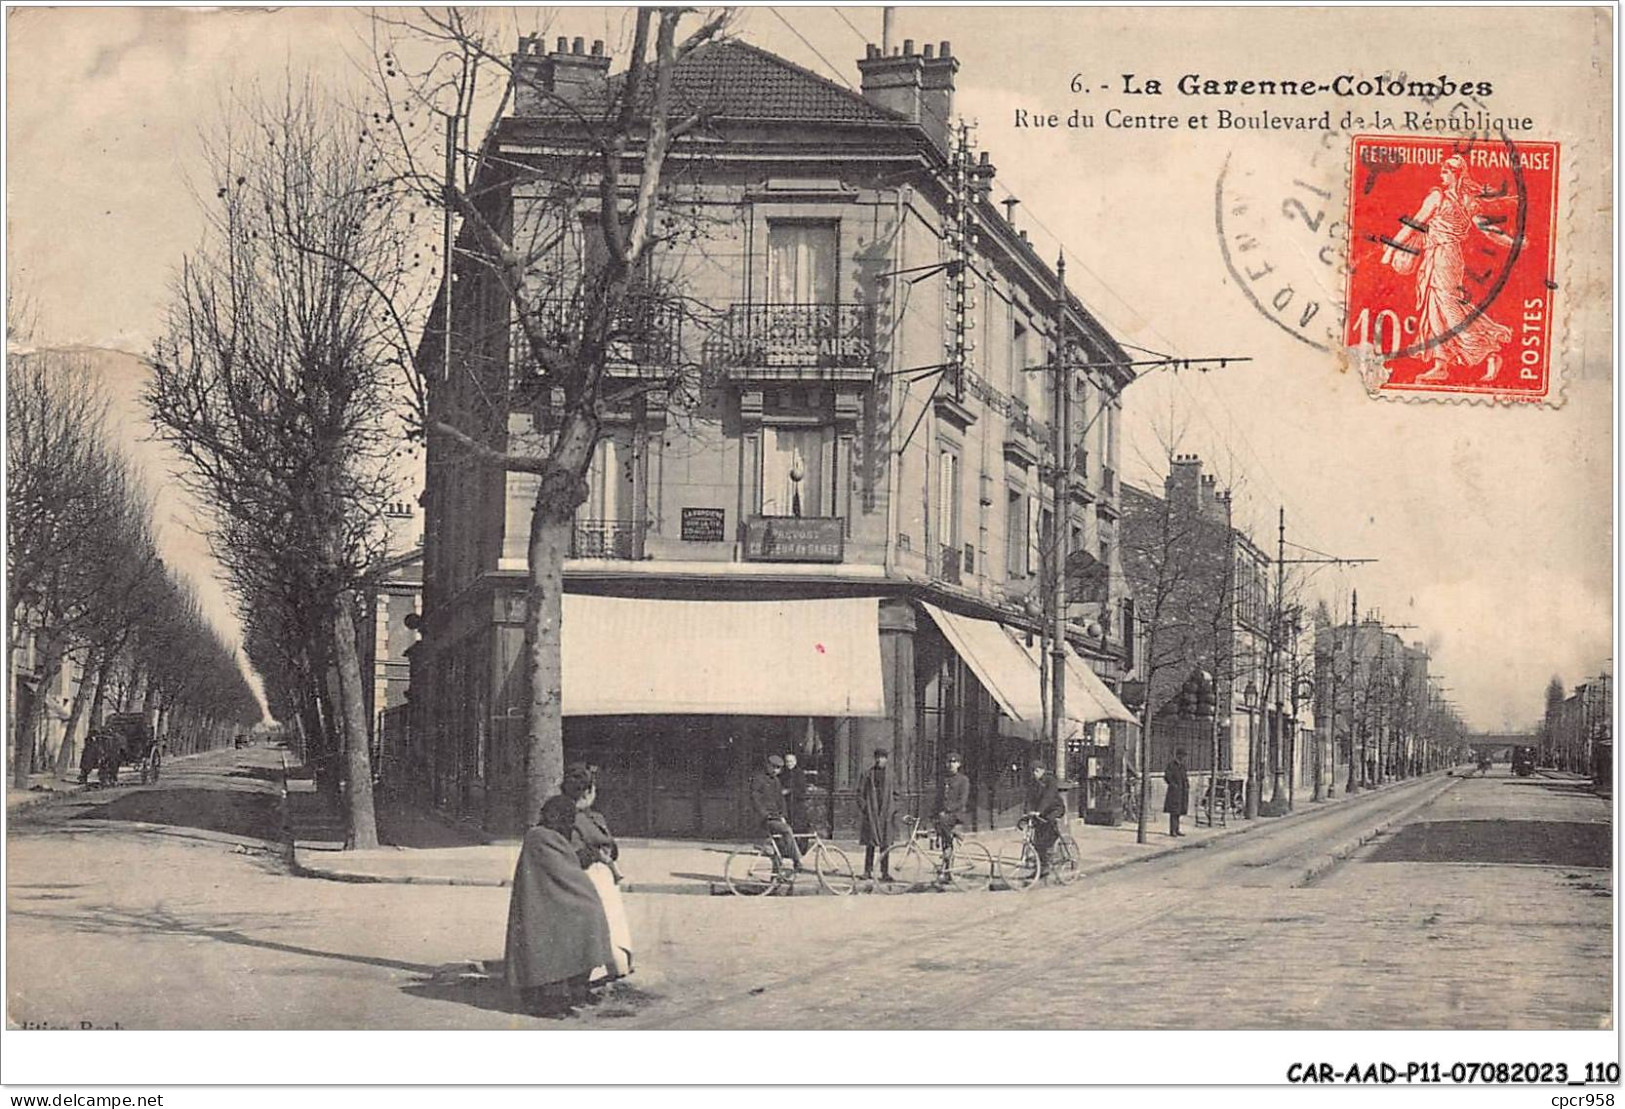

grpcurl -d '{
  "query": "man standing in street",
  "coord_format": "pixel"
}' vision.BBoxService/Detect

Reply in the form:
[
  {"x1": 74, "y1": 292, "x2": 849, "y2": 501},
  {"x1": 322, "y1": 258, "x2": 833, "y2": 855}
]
[
  {"x1": 1164, "y1": 746, "x2": 1190, "y2": 837},
  {"x1": 782, "y1": 751, "x2": 810, "y2": 835},
  {"x1": 1023, "y1": 761, "x2": 1065, "y2": 874},
  {"x1": 858, "y1": 747, "x2": 899, "y2": 882},
  {"x1": 749, "y1": 755, "x2": 803, "y2": 870},
  {"x1": 936, "y1": 752, "x2": 971, "y2": 851}
]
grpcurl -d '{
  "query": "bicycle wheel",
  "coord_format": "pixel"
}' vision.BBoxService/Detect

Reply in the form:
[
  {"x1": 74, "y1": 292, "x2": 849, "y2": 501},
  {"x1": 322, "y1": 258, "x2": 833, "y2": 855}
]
[
  {"x1": 723, "y1": 849, "x2": 780, "y2": 896},
  {"x1": 1050, "y1": 835, "x2": 1081, "y2": 886},
  {"x1": 879, "y1": 841, "x2": 931, "y2": 892},
  {"x1": 944, "y1": 839, "x2": 995, "y2": 892},
  {"x1": 812, "y1": 843, "x2": 858, "y2": 896},
  {"x1": 997, "y1": 841, "x2": 1042, "y2": 891}
]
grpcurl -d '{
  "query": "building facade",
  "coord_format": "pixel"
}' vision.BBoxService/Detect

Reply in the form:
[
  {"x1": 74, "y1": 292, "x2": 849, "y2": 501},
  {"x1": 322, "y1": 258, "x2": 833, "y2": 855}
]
[
  {"x1": 1119, "y1": 455, "x2": 1273, "y2": 814},
  {"x1": 411, "y1": 33, "x2": 1139, "y2": 838},
  {"x1": 1315, "y1": 619, "x2": 1430, "y2": 788}
]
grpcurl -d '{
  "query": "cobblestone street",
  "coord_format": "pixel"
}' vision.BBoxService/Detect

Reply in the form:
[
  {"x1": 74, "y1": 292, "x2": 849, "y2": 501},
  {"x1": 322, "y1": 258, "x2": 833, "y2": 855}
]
[{"x1": 5, "y1": 751, "x2": 1611, "y2": 1031}]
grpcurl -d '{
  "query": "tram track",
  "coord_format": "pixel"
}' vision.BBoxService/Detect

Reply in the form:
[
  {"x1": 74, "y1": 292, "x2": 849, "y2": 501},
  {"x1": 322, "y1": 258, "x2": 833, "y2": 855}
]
[{"x1": 635, "y1": 772, "x2": 1460, "y2": 1029}]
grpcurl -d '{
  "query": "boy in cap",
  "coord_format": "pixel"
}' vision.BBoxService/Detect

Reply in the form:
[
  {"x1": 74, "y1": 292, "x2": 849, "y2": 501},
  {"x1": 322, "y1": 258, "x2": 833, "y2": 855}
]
[
  {"x1": 1024, "y1": 761, "x2": 1066, "y2": 875},
  {"x1": 749, "y1": 754, "x2": 803, "y2": 870},
  {"x1": 858, "y1": 747, "x2": 899, "y2": 881},
  {"x1": 936, "y1": 752, "x2": 971, "y2": 852}
]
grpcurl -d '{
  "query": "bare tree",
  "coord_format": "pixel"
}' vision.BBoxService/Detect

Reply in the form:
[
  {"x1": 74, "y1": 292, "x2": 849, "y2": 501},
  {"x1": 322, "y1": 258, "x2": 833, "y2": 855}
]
[
  {"x1": 365, "y1": 6, "x2": 729, "y2": 821},
  {"x1": 149, "y1": 81, "x2": 410, "y2": 847}
]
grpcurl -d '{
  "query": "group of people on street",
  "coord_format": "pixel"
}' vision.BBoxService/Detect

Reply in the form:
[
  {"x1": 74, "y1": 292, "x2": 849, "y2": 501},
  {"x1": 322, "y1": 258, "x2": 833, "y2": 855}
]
[
  {"x1": 734, "y1": 740, "x2": 1201, "y2": 893},
  {"x1": 503, "y1": 763, "x2": 635, "y2": 1019}
]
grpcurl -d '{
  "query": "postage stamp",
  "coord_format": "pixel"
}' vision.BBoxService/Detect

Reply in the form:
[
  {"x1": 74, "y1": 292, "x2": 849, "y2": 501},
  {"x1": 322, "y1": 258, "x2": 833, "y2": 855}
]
[{"x1": 1343, "y1": 133, "x2": 1561, "y2": 401}]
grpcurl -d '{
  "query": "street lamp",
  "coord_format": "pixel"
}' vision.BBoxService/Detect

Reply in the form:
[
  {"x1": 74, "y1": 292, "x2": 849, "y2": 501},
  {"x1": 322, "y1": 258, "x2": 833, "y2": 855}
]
[{"x1": 1243, "y1": 679, "x2": 1260, "y2": 818}]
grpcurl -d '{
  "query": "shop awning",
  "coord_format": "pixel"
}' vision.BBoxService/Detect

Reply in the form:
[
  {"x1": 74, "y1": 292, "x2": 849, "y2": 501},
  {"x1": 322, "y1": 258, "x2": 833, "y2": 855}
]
[
  {"x1": 1012, "y1": 638, "x2": 1140, "y2": 731},
  {"x1": 560, "y1": 595, "x2": 886, "y2": 717},
  {"x1": 1061, "y1": 645, "x2": 1139, "y2": 725},
  {"x1": 920, "y1": 602, "x2": 1046, "y2": 724},
  {"x1": 923, "y1": 603, "x2": 1136, "y2": 735}
]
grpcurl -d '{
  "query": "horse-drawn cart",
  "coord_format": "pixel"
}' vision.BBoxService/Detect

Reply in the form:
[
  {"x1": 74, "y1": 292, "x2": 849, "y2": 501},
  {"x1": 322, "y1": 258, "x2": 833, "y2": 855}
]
[{"x1": 79, "y1": 713, "x2": 163, "y2": 786}]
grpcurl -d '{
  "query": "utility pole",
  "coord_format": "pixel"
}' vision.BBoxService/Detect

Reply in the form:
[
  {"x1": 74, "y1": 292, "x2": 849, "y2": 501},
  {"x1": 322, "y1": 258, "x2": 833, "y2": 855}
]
[
  {"x1": 1264, "y1": 510, "x2": 1374, "y2": 814},
  {"x1": 1347, "y1": 590, "x2": 1360, "y2": 793},
  {"x1": 1050, "y1": 252, "x2": 1070, "y2": 780}
]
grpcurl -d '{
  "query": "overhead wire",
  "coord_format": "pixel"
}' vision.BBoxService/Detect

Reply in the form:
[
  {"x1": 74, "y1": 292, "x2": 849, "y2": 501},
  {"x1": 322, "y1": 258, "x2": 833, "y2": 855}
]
[{"x1": 764, "y1": 6, "x2": 1333, "y2": 557}]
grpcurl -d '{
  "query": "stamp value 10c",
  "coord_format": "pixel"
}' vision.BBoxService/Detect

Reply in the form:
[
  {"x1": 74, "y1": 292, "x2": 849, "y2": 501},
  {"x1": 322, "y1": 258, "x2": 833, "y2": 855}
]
[{"x1": 1343, "y1": 133, "x2": 1560, "y2": 401}]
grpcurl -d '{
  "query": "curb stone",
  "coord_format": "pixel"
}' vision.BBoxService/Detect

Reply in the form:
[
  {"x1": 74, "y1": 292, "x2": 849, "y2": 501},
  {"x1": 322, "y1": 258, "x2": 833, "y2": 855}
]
[
  {"x1": 1074, "y1": 769, "x2": 1454, "y2": 882},
  {"x1": 280, "y1": 769, "x2": 1456, "y2": 891},
  {"x1": 1296, "y1": 775, "x2": 1461, "y2": 887}
]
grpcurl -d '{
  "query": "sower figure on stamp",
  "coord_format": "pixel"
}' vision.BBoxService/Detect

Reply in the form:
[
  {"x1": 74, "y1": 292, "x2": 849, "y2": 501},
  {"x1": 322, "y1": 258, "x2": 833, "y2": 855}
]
[
  {"x1": 1382, "y1": 153, "x2": 1519, "y2": 384},
  {"x1": 859, "y1": 747, "x2": 899, "y2": 882},
  {"x1": 1164, "y1": 747, "x2": 1190, "y2": 838}
]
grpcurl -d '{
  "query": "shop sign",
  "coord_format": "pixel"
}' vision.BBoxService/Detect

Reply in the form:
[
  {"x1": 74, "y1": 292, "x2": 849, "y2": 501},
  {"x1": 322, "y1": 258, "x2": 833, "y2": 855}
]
[
  {"x1": 681, "y1": 507, "x2": 726, "y2": 542},
  {"x1": 743, "y1": 515, "x2": 845, "y2": 563}
]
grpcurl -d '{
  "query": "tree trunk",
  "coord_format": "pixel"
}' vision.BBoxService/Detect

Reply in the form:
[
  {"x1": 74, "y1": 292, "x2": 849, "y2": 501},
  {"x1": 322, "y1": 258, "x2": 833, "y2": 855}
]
[
  {"x1": 523, "y1": 491, "x2": 575, "y2": 828},
  {"x1": 55, "y1": 646, "x2": 99, "y2": 777},
  {"x1": 13, "y1": 634, "x2": 65, "y2": 789},
  {"x1": 1131, "y1": 621, "x2": 1157, "y2": 839},
  {"x1": 330, "y1": 600, "x2": 379, "y2": 850}
]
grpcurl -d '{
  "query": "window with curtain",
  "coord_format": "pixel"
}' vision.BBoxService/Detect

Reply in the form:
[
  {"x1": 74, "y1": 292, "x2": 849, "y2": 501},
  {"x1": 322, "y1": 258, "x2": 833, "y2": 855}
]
[
  {"x1": 1006, "y1": 489, "x2": 1027, "y2": 578},
  {"x1": 937, "y1": 448, "x2": 961, "y2": 550},
  {"x1": 768, "y1": 222, "x2": 837, "y2": 305},
  {"x1": 1011, "y1": 318, "x2": 1030, "y2": 409},
  {"x1": 761, "y1": 426, "x2": 830, "y2": 517}
]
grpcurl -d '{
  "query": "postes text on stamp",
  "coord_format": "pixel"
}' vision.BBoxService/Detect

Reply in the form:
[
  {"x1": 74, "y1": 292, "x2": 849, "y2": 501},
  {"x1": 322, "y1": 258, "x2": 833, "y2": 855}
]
[{"x1": 1344, "y1": 134, "x2": 1560, "y2": 401}]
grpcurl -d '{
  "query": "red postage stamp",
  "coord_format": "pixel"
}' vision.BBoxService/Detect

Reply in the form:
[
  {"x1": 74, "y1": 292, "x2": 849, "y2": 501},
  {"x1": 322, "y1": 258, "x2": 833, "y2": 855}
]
[{"x1": 1343, "y1": 134, "x2": 1561, "y2": 401}]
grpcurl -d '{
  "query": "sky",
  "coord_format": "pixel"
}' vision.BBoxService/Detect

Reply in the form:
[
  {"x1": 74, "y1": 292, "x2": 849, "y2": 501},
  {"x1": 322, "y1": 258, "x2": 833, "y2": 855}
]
[{"x1": 5, "y1": 5, "x2": 1614, "y2": 731}]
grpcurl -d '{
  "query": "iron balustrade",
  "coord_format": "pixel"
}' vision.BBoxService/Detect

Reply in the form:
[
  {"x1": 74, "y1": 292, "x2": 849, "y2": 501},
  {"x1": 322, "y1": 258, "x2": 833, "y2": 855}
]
[
  {"x1": 571, "y1": 519, "x2": 647, "y2": 560},
  {"x1": 1007, "y1": 400, "x2": 1045, "y2": 443},
  {"x1": 510, "y1": 295, "x2": 684, "y2": 376},
  {"x1": 720, "y1": 303, "x2": 877, "y2": 372}
]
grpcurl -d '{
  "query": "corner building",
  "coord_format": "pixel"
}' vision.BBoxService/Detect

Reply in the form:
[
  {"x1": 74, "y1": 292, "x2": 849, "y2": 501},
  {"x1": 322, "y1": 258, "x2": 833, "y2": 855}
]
[{"x1": 413, "y1": 34, "x2": 1138, "y2": 838}]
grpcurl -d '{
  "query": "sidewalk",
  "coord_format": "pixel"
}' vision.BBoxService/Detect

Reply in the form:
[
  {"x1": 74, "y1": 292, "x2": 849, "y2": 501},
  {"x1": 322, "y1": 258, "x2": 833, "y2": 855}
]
[
  {"x1": 6, "y1": 749, "x2": 224, "y2": 816},
  {"x1": 5, "y1": 773, "x2": 86, "y2": 814},
  {"x1": 287, "y1": 764, "x2": 1468, "y2": 894}
]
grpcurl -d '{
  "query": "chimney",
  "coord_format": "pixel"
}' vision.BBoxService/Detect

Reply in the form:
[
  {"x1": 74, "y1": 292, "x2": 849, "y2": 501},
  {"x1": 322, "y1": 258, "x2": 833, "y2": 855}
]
[
  {"x1": 1200, "y1": 473, "x2": 1217, "y2": 515},
  {"x1": 1166, "y1": 453, "x2": 1203, "y2": 509},
  {"x1": 513, "y1": 33, "x2": 611, "y2": 115},
  {"x1": 919, "y1": 40, "x2": 957, "y2": 154},
  {"x1": 384, "y1": 499, "x2": 419, "y2": 556},
  {"x1": 859, "y1": 40, "x2": 925, "y2": 136},
  {"x1": 969, "y1": 150, "x2": 996, "y2": 200}
]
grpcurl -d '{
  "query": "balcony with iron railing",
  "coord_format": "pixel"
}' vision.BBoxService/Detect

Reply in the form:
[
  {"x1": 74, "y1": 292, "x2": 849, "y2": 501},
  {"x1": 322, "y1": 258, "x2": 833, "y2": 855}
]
[
  {"x1": 571, "y1": 519, "x2": 647, "y2": 560},
  {"x1": 715, "y1": 303, "x2": 878, "y2": 381},
  {"x1": 510, "y1": 295, "x2": 685, "y2": 380}
]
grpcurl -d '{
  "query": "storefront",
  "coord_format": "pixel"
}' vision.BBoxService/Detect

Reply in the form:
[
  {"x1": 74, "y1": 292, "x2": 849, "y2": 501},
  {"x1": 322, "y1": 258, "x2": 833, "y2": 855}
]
[{"x1": 554, "y1": 593, "x2": 887, "y2": 839}]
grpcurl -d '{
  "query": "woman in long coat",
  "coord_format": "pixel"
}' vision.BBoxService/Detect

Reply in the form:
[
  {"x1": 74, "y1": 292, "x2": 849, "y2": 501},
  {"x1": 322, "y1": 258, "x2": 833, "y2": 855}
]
[
  {"x1": 563, "y1": 770, "x2": 633, "y2": 982},
  {"x1": 1163, "y1": 748, "x2": 1190, "y2": 838},
  {"x1": 504, "y1": 795, "x2": 614, "y2": 1017}
]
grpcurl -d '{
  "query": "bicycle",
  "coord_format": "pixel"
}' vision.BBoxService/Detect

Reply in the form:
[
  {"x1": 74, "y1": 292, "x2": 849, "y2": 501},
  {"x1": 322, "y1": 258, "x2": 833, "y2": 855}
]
[
  {"x1": 877, "y1": 815, "x2": 996, "y2": 893},
  {"x1": 996, "y1": 812, "x2": 1080, "y2": 890},
  {"x1": 723, "y1": 828, "x2": 858, "y2": 896}
]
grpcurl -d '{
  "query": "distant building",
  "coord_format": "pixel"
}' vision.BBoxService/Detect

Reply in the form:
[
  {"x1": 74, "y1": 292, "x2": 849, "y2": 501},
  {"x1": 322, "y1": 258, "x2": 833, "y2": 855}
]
[
  {"x1": 360, "y1": 499, "x2": 423, "y2": 796},
  {"x1": 1315, "y1": 619, "x2": 1430, "y2": 787},
  {"x1": 412, "y1": 33, "x2": 1139, "y2": 837},
  {"x1": 1120, "y1": 454, "x2": 1271, "y2": 811}
]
